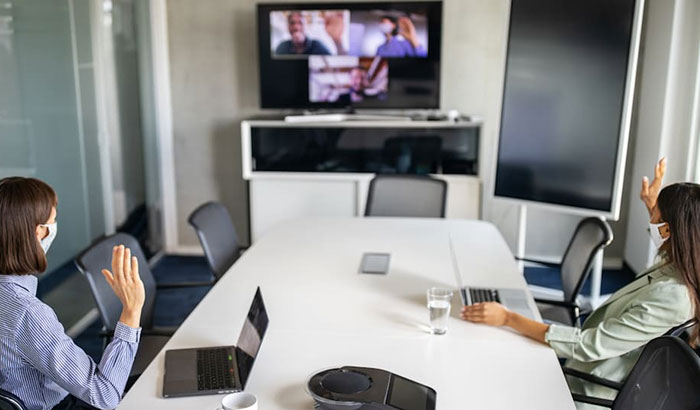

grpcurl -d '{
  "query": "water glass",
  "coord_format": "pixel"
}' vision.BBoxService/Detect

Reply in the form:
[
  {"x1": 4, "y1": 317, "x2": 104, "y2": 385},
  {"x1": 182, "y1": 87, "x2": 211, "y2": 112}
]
[{"x1": 427, "y1": 287, "x2": 453, "y2": 334}]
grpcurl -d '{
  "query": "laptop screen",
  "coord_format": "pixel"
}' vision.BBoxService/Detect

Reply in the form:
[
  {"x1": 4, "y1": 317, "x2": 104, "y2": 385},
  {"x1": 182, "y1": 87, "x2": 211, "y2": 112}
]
[{"x1": 235, "y1": 287, "x2": 269, "y2": 388}]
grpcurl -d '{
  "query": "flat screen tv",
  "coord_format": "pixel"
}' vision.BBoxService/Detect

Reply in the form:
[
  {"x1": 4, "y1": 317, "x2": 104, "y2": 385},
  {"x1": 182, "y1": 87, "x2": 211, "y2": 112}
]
[
  {"x1": 257, "y1": 1, "x2": 443, "y2": 109},
  {"x1": 494, "y1": 0, "x2": 642, "y2": 219}
]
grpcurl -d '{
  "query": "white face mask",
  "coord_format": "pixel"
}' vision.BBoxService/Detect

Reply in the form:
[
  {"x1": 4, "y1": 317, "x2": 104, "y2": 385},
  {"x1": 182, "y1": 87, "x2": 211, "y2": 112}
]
[
  {"x1": 39, "y1": 222, "x2": 57, "y2": 254},
  {"x1": 379, "y1": 22, "x2": 394, "y2": 34},
  {"x1": 648, "y1": 221, "x2": 668, "y2": 249}
]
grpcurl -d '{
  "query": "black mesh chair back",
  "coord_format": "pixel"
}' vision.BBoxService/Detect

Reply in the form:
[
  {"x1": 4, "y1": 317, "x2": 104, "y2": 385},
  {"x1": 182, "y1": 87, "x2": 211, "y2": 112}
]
[
  {"x1": 75, "y1": 233, "x2": 157, "y2": 331},
  {"x1": 365, "y1": 175, "x2": 447, "y2": 218},
  {"x1": 560, "y1": 217, "x2": 613, "y2": 303},
  {"x1": 188, "y1": 201, "x2": 241, "y2": 280},
  {"x1": 0, "y1": 389, "x2": 26, "y2": 410},
  {"x1": 614, "y1": 336, "x2": 700, "y2": 410}
]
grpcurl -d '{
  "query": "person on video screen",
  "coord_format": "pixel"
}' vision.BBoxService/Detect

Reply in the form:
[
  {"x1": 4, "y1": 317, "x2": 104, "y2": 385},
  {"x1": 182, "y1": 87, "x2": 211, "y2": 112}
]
[
  {"x1": 376, "y1": 15, "x2": 427, "y2": 58},
  {"x1": 275, "y1": 11, "x2": 346, "y2": 55},
  {"x1": 337, "y1": 67, "x2": 368, "y2": 105}
]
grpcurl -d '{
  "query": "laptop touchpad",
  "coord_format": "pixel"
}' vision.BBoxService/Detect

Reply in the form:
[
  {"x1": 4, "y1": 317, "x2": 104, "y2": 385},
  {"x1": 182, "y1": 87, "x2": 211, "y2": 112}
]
[{"x1": 165, "y1": 350, "x2": 197, "y2": 381}]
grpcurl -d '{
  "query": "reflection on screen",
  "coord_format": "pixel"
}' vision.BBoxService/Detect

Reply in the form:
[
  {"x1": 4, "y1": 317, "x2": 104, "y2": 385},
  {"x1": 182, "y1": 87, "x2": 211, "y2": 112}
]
[
  {"x1": 387, "y1": 375, "x2": 432, "y2": 410},
  {"x1": 495, "y1": 0, "x2": 636, "y2": 212},
  {"x1": 270, "y1": 9, "x2": 428, "y2": 58},
  {"x1": 235, "y1": 288, "x2": 269, "y2": 388}
]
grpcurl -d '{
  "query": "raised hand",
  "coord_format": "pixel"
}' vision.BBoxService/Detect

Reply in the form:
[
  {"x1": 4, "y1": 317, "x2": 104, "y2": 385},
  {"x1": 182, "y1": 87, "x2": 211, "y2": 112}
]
[
  {"x1": 101, "y1": 245, "x2": 145, "y2": 328},
  {"x1": 325, "y1": 13, "x2": 345, "y2": 44},
  {"x1": 398, "y1": 17, "x2": 419, "y2": 48},
  {"x1": 641, "y1": 157, "x2": 666, "y2": 216}
]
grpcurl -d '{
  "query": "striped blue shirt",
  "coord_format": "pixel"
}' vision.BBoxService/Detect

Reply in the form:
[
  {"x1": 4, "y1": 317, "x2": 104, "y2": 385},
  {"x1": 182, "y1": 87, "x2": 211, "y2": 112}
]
[{"x1": 0, "y1": 274, "x2": 140, "y2": 410}]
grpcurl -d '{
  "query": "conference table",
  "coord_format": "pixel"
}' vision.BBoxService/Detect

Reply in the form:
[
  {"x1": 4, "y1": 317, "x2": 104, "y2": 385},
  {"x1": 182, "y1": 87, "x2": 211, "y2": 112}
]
[{"x1": 120, "y1": 217, "x2": 576, "y2": 409}]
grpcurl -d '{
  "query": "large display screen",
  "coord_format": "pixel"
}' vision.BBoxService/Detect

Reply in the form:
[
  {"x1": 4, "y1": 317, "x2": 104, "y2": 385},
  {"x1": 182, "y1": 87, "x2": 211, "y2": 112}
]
[
  {"x1": 257, "y1": 2, "x2": 442, "y2": 109},
  {"x1": 494, "y1": 0, "x2": 637, "y2": 213}
]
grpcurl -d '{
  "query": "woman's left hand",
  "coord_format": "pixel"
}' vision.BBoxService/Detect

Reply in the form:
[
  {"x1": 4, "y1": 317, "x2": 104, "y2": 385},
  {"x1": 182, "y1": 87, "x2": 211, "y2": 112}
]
[{"x1": 461, "y1": 302, "x2": 510, "y2": 326}]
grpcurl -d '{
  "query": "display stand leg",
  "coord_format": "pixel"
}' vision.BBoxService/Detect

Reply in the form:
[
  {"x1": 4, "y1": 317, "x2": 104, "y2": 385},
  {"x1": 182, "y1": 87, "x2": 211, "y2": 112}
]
[{"x1": 516, "y1": 204, "x2": 527, "y2": 274}]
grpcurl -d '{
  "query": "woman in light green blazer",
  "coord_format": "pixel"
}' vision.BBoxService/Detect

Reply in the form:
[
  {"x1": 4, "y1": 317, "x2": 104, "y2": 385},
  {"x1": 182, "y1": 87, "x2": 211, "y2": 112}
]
[{"x1": 461, "y1": 158, "x2": 700, "y2": 408}]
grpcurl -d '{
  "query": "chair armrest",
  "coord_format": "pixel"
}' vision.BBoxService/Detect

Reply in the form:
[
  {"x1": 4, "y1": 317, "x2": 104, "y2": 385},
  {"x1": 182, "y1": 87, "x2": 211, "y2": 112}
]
[
  {"x1": 98, "y1": 329, "x2": 113, "y2": 339},
  {"x1": 141, "y1": 327, "x2": 177, "y2": 337},
  {"x1": 562, "y1": 367, "x2": 623, "y2": 390},
  {"x1": 157, "y1": 281, "x2": 213, "y2": 289},
  {"x1": 571, "y1": 393, "x2": 614, "y2": 408},
  {"x1": 534, "y1": 298, "x2": 578, "y2": 309},
  {"x1": 514, "y1": 257, "x2": 561, "y2": 269}
]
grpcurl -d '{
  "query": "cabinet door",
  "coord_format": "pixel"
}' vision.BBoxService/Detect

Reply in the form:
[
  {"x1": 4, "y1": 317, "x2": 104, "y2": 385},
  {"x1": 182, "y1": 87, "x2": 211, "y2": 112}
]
[
  {"x1": 250, "y1": 179, "x2": 357, "y2": 242},
  {"x1": 438, "y1": 175, "x2": 481, "y2": 219}
]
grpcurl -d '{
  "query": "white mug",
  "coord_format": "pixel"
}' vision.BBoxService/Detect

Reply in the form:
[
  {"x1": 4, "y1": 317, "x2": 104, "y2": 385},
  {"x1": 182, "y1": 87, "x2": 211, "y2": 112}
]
[{"x1": 220, "y1": 392, "x2": 258, "y2": 410}]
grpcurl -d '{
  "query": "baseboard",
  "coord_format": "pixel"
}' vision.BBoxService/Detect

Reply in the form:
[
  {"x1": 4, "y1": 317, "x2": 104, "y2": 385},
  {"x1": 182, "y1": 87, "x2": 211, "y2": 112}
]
[{"x1": 171, "y1": 245, "x2": 205, "y2": 256}]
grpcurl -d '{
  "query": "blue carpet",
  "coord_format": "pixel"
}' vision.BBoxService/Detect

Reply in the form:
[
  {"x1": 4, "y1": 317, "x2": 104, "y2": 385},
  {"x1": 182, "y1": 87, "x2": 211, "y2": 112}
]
[
  {"x1": 74, "y1": 255, "x2": 213, "y2": 361},
  {"x1": 151, "y1": 255, "x2": 215, "y2": 285},
  {"x1": 524, "y1": 265, "x2": 636, "y2": 295}
]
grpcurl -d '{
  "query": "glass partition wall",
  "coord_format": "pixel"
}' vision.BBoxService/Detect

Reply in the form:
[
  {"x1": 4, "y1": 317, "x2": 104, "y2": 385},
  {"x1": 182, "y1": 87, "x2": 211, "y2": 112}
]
[
  {"x1": 0, "y1": 0, "x2": 106, "y2": 272},
  {"x1": 0, "y1": 0, "x2": 154, "y2": 290}
]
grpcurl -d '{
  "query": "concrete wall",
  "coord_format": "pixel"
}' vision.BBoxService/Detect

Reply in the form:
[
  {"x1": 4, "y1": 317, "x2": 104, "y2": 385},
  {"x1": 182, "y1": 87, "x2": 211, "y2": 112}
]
[
  {"x1": 167, "y1": 0, "x2": 259, "y2": 247},
  {"x1": 164, "y1": 0, "x2": 684, "y2": 268}
]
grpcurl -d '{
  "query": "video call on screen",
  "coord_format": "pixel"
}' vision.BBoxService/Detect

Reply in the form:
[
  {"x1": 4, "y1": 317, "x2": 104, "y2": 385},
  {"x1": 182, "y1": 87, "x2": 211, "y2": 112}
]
[{"x1": 257, "y1": 2, "x2": 442, "y2": 109}]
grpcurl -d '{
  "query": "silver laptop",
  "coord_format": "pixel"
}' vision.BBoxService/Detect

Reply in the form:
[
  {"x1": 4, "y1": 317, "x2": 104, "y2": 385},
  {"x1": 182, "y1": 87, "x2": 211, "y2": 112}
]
[
  {"x1": 162, "y1": 287, "x2": 269, "y2": 398},
  {"x1": 448, "y1": 237, "x2": 536, "y2": 320}
]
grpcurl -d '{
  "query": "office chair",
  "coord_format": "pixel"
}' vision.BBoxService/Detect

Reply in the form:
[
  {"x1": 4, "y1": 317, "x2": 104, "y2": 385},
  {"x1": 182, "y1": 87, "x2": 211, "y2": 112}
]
[
  {"x1": 520, "y1": 217, "x2": 613, "y2": 326},
  {"x1": 365, "y1": 175, "x2": 448, "y2": 218},
  {"x1": 76, "y1": 233, "x2": 210, "y2": 376},
  {"x1": 666, "y1": 319, "x2": 697, "y2": 337},
  {"x1": 0, "y1": 389, "x2": 26, "y2": 410},
  {"x1": 564, "y1": 336, "x2": 700, "y2": 409},
  {"x1": 188, "y1": 201, "x2": 241, "y2": 283}
]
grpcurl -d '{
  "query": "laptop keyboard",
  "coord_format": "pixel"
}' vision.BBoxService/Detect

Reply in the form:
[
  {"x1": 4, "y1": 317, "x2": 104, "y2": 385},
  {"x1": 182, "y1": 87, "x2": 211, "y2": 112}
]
[
  {"x1": 468, "y1": 288, "x2": 501, "y2": 304},
  {"x1": 196, "y1": 348, "x2": 235, "y2": 391}
]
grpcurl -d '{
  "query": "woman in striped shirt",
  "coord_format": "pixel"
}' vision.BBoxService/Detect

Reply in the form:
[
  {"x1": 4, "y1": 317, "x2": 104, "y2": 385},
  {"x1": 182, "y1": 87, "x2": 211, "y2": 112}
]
[{"x1": 0, "y1": 177, "x2": 145, "y2": 410}]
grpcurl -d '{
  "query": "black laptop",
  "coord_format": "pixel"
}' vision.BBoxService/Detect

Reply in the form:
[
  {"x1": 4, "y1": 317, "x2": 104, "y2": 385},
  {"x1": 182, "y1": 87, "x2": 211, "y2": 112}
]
[{"x1": 162, "y1": 287, "x2": 269, "y2": 398}]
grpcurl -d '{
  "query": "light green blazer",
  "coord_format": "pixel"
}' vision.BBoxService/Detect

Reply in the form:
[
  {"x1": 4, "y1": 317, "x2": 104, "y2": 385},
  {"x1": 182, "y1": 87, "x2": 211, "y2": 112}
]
[{"x1": 544, "y1": 257, "x2": 694, "y2": 409}]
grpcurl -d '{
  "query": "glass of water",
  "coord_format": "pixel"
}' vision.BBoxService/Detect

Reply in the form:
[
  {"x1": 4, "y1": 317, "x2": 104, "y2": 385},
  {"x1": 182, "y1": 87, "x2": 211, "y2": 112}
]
[{"x1": 427, "y1": 287, "x2": 453, "y2": 335}]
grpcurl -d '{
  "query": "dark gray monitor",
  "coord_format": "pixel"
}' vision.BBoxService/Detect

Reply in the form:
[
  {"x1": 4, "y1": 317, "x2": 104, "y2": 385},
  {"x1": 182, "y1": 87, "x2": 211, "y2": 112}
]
[{"x1": 494, "y1": 0, "x2": 643, "y2": 219}]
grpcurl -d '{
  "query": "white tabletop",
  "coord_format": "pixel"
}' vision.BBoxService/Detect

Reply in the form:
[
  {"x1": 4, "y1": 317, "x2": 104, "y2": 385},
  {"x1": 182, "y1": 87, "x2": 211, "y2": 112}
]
[{"x1": 120, "y1": 217, "x2": 575, "y2": 409}]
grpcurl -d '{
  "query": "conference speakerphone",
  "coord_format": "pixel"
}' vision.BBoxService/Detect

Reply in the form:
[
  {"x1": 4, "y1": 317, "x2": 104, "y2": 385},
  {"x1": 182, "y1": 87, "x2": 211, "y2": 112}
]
[{"x1": 307, "y1": 366, "x2": 436, "y2": 410}]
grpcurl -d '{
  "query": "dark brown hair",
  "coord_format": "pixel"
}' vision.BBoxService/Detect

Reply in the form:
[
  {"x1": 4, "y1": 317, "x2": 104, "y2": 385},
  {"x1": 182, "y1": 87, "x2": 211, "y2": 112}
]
[
  {"x1": 657, "y1": 183, "x2": 700, "y2": 346},
  {"x1": 0, "y1": 177, "x2": 57, "y2": 275}
]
